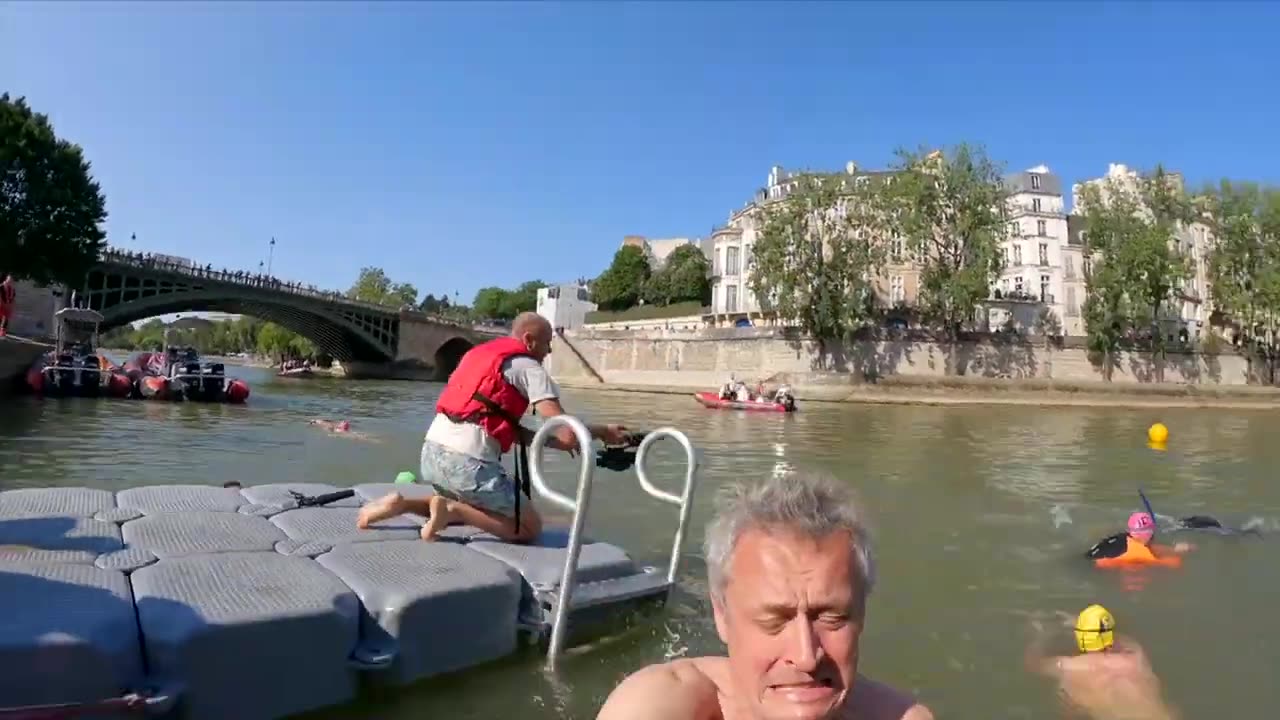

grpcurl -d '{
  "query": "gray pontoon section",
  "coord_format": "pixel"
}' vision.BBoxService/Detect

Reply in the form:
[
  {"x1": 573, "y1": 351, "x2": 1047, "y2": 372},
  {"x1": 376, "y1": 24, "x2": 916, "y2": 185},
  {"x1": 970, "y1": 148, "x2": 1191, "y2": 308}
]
[{"x1": 0, "y1": 419, "x2": 700, "y2": 719}]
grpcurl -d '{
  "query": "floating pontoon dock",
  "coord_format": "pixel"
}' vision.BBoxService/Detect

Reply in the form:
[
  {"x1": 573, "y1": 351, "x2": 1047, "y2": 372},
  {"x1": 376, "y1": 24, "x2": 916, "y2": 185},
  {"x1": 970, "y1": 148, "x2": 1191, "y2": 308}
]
[{"x1": 0, "y1": 416, "x2": 700, "y2": 720}]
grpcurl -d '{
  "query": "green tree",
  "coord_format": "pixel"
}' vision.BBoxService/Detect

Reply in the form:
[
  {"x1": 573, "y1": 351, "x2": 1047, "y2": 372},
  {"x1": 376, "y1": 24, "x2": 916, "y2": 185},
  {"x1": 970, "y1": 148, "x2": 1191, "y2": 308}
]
[
  {"x1": 472, "y1": 286, "x2": 510, "y2": 319},
  {"x1": 1077, "y1": 165, "x2": 1193, "y2": 362},
  {"x1": 870, "y1": 145, "x2": 1008, "y2": 349},
  {"x1": 644, "y1": 244, "x2": 710, "y2": 306},
  {"x1": 1, "y1": 93, "x2": 108, "y2": 285},
  {"x1": 749, "y1": 173, "x2": 881, "y2": 341},
  {"x1": 1205, "y1": 182, "x2": 1280, "y2": 370},
  {"x1": 500, "y1": 280, "x2": 545, "y2": 317},
  {"x1": 346, "y1": 266, "x2": 419, "y2": 307},
  {"x1": 592, "y1": 245, "x2": 650, "y2": 311}
]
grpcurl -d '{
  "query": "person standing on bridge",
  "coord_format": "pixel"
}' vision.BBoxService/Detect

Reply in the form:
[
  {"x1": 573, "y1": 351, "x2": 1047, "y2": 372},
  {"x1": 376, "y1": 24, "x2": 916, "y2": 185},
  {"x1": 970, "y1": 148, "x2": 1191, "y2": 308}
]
[
  {"x1": 357, "y1": 311, "x2": 629, "y2": 543},
  {"x1": 0, "y1": 274, "x2": 15, "y2": 337}
]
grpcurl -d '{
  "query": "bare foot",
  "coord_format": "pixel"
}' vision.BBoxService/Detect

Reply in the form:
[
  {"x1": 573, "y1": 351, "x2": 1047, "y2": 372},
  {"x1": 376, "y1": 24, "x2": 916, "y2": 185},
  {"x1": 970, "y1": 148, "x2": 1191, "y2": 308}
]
[
  {"x1": 357, "y1": 492, "x2": 407, "y2": 529},
  {"x1": 420, "y1": 495, "x2": 451, "y2": 541}
]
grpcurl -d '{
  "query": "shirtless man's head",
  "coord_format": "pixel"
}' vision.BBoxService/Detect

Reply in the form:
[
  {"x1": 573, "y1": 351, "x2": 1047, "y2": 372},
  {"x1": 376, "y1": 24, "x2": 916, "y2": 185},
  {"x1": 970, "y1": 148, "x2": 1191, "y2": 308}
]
[
  {"x1": 511, "y1": 311, "x2": 553, "y2": 362},
  {"x1": 703, "y1": 471, "x2": 874, "y2": 720},
  {"x1": 596, "y1": 471, "x2": 930, "y2": 720}
]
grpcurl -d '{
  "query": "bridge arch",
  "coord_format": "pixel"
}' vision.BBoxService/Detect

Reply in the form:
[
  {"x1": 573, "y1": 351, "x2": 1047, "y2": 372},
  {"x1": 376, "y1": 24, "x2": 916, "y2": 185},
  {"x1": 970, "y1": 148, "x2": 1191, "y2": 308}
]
[
  {"x1": 84, "y1": 270, "x2": 399, "y2": 362},
  {"x1": 433, "y1": 336, "x2": 474, "y2": 379}
]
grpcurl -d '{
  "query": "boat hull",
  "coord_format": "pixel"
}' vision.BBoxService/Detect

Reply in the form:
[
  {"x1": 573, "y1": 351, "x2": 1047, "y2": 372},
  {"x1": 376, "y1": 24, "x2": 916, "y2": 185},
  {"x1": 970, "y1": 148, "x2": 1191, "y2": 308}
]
[
  {"x1": 124, "y1": 352, "x2": 251, "y2": 404},
  {"x1": 694, "y1": 391, "x2": 794, "y2": 412},
  {"x1": 26, "y1": 352, "x2": 132, "y2": 399}
]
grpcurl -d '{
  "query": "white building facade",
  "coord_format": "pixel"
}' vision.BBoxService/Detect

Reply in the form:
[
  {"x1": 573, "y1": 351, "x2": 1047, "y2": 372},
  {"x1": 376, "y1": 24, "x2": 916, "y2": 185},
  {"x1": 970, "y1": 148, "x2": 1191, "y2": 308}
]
[
  {"x1": 990, "y1": 165, "x2": 1070, "y2": 336},
  {"x1": 536, "y1": 283, "x2": 597, "y2": 331}
]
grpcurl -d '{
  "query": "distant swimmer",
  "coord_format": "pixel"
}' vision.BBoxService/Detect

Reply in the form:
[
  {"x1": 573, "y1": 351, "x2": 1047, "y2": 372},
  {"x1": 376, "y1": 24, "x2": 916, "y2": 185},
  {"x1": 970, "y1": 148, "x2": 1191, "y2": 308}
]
[
  {"x1": 1085, "y1": 512, "x2": 1192, "y2": 568},
  {"x1": 309, "y1": 418, "x2": 380, "y2": 443},
  {"x1": 1026, "y1": 604, "x2": 1181, "y2": 720}
]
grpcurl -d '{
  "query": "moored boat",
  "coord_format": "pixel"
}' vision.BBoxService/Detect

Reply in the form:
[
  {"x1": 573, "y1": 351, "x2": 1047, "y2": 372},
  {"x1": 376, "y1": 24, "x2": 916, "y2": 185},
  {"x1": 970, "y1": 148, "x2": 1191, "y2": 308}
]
[
  {"x1": 124, "y1": 345, "x2": 250, "y2": 403},
  {"x1": 25, "y1": 307, "x2": 132, "y2": 399},
  {"x1": 694, "y1": 387, "x2": 797, "y2": 413}
]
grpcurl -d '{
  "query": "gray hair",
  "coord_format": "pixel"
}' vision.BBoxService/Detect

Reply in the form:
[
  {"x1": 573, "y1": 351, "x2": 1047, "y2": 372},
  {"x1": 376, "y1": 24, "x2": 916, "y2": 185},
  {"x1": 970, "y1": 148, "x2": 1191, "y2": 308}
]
[{"x1": 703, "y1": 470, "x2": 876, "y2": 605}]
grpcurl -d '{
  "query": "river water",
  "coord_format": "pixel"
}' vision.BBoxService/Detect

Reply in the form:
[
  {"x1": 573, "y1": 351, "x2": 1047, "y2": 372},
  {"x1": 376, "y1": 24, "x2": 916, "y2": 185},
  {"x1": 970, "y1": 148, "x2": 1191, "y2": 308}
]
[{"x1": 3, "y1": 361, "x2": 1279, "y2": 719}]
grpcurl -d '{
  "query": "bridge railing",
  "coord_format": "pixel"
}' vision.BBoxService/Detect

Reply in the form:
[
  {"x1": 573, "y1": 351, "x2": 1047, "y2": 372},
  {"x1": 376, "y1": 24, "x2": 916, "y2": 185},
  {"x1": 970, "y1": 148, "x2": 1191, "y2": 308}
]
[{"x1": 97, "y1": 249, "x2": 479, "y2": 330}]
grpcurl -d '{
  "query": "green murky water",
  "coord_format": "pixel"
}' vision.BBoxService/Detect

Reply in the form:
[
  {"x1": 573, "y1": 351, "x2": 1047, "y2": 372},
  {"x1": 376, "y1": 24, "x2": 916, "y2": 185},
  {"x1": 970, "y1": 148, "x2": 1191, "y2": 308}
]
[{"x1": 3, "y1": 363, "x2": 1278, "y2": 718}]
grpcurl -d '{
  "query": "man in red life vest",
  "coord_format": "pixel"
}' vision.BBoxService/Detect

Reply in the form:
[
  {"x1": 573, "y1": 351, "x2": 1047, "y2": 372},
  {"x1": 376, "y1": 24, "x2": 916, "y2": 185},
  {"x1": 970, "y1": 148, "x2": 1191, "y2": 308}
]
[
  {"x1": 0, "y1": 274, "x2": 15, "y2": 337},
  {"x1": 357, "y1": 311, "x2": 628, "y2": 543}
]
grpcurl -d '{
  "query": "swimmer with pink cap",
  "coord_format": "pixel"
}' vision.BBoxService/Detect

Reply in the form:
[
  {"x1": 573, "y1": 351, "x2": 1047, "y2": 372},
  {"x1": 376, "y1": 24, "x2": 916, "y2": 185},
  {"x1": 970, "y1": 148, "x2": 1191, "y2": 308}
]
[{"x1": 1085, "y1": 510, "x2": 1195, "y2": 563}]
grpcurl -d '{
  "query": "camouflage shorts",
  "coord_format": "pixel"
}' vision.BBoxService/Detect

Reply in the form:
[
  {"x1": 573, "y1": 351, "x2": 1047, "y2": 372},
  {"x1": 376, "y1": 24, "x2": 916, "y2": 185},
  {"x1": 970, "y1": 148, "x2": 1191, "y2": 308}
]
[{"x1": 419, "y1": 440, "x2": 518, "y2": 518}]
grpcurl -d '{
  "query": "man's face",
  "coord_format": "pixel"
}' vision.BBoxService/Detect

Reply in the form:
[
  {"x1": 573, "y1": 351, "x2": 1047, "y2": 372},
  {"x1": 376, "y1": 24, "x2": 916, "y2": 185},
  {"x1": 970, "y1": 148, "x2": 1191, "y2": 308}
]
[
  {"x1": 520, "y1": 324, "x2": 553, "y2": 361},
  {"x1": 713, "y1": 528, "x2": 865, "y2": 720}
]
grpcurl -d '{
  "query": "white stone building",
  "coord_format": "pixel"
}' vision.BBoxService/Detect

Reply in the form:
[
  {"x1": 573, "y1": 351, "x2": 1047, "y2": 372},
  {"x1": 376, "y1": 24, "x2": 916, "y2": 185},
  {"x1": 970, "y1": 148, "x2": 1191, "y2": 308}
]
[
  {"x1": 989, "y1": 165, "x2": 1071, "y2": 336},
  {"x1": 619, "y1": 236, "x2": 703, "y2": 270},
  {"x1": 536, "y1": 283, "x2": 597, "y2": 331}
]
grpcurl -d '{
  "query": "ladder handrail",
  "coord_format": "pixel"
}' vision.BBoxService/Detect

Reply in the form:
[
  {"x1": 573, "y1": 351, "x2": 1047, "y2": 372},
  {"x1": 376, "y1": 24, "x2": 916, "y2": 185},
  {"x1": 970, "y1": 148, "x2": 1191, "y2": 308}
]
[
  {"x1": 528, "y1": 414, "x2": 597, "y2": 668},
  {"x1": 634, "y1": 428, "x2": 700, "y2": 585}
]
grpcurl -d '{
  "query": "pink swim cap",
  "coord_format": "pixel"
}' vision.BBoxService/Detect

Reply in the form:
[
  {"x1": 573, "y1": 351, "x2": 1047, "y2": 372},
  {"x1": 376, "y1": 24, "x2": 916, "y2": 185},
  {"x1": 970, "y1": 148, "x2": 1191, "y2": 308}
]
[
  {"x1": 1127, "y1": 511, "x2": 1155, "y2": 540},
  {"x1": 337, "y1": 420, "x2": 351, "y2": 432}
]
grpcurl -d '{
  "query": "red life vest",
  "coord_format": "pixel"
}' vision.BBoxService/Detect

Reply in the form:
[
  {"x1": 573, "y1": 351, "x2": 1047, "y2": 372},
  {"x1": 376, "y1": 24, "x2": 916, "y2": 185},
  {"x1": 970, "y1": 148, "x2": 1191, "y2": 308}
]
[{"x1": 434, "y1": 336, "x2": 534, "y2": 454}]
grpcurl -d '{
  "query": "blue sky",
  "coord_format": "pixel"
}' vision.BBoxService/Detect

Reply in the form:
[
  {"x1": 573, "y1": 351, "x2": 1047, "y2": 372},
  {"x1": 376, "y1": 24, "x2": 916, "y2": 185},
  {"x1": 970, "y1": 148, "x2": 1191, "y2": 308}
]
[{"x1": 3, "y1": 1, "x2": 1278, "y2": 310}]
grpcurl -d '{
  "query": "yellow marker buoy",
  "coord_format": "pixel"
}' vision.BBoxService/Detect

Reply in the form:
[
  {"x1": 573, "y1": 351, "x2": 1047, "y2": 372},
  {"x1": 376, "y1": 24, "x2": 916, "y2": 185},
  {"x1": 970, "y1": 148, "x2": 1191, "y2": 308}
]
[{"x1": 1148, "y1": 423, "x2": 1169, "y2": 445}]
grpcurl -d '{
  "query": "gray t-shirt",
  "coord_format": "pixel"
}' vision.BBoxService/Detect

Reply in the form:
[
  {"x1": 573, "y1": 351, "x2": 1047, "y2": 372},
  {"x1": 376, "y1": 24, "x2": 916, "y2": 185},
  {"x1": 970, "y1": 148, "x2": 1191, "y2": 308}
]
[{"x1": 425, "y1": 356, "x2": 562, "y2": 463}]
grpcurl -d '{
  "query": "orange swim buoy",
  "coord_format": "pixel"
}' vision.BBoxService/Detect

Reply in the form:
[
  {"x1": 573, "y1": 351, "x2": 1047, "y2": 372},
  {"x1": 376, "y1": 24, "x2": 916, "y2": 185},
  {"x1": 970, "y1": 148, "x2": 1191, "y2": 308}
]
[{"x1": 1092, "y1": 535, "x2": 1182, "y2": 569}]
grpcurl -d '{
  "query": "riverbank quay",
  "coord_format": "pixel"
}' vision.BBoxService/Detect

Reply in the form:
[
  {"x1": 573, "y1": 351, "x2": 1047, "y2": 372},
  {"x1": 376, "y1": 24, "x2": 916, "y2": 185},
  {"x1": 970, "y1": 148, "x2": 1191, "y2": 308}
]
[
  {"x1": 551, "y1": 327, "x2": 1280, "y2": 410},
  {"x1": 0, "y1": 336, "x2": 51, "y2": 396}
]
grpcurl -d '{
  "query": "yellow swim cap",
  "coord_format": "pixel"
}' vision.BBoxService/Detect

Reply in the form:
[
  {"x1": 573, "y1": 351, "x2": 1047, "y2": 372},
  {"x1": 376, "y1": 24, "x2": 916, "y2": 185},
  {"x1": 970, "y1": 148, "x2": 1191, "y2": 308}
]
[
  {"x1": 1074, "y1": 604, "x2": 1116, "y2": 653},
  {"x1": 1148, "y1": 423, "x2": 1169, "y2": 445}
]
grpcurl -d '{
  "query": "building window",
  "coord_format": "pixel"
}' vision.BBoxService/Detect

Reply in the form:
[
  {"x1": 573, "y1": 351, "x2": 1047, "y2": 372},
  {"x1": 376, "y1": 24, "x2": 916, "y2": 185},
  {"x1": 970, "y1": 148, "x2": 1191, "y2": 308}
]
[
  {"x1": 1000, "y1": 246, "x2": 1009, "y2": 267},
  {"x1": 1064, "y1": 255, "x2": 1074, "y2": 279},
  {"x1": 1013, "y1": 244, "x2": 1023, "y2": 265},
  {"x1": 1009, "y1": 221, "x2": 1020, "y2": 237},
  {"x1": 727, "y1": 284, "x2": 739, "y2": 313},
  {"x1": 726, "y1": 247, "x2": 740, "y2": 276},
  {"x1": 1083, "y1": 258, "x2": 1093, "y2": 278},
  {"x1": 890, "y1": 234, "x2": 904, "y2": 261},
  {"x1": 1037, "y1": 219, "x2": 1047, "y2": 236},
  {"x1": 1039, "y1": 243, "x2": 1048, "y2": 265},
  {"x1": 890, "y1": 275, "x2": 905, "y2": 304},
  {"x1": 1066, "y1": 287, "x2": 1078, "y2": 317},
  {"x1": 1015, "y1": 276, "x2": 1024, "y2": 293},
  {"x1": 1031, "y1": 174, "x2": 1041, "y2": 190},
  {"x1": 1040, "y1": 275, "x2": 1050, "y2": 302},
  {"x1": 1033, "y1": 198, "x2": 1042, "y2": 212},
  {"x1": 713, "y1": 248, "x2": 721, "y2": 275}
]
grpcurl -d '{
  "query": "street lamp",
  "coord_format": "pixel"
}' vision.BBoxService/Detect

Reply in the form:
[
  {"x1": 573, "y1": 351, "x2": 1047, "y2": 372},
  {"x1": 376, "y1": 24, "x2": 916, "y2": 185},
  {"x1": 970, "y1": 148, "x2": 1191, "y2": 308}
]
[{"x1": 267, "y1": 237, "x2": 276, "y2": 276}]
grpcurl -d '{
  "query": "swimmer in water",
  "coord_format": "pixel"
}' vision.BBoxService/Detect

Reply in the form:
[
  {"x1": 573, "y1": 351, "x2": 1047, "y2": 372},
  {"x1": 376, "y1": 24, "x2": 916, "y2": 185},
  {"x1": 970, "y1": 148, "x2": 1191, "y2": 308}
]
[
  {"x1": 308, "y1": 419, "x2": 380, "y2": 443},
  {"x1": 1085, "y1": 512, "x2": 1193, "y2": 567},
  {"x1": 1026, "y1": 604, "x2": 1181, "y2": 720}
]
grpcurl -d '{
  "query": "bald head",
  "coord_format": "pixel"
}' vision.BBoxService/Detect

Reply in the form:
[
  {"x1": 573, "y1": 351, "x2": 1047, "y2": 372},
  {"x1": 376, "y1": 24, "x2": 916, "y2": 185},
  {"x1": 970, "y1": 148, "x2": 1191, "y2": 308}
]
[{"x1": 511, "y1": 312, "x2": 553, "y2": 361}]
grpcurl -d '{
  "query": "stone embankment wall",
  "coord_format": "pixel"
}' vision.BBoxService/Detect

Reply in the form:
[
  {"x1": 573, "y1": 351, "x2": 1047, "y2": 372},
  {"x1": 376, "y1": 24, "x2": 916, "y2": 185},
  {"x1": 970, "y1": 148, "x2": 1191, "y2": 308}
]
[{"x1": 549, "y1": 327, "x2": 1267, "y2": 394}]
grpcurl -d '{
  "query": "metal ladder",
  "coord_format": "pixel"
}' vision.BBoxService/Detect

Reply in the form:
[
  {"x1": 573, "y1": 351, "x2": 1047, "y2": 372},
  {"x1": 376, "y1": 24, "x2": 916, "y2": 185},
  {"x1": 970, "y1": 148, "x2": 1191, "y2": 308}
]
[{"x1": 528, "y1": 414, "x2": 700, "y2": 669}]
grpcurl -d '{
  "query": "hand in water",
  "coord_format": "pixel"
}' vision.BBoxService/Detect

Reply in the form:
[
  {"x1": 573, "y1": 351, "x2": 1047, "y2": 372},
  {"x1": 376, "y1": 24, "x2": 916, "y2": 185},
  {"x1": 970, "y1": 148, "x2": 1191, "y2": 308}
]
[{"x1": 1172, "y1": 542, "x2": 1193, "y2": 553}]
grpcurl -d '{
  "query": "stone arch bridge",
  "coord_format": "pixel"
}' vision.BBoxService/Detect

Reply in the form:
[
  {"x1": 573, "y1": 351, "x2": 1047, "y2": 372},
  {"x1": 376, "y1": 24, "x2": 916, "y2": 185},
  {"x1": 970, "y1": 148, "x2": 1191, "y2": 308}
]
[{"x1": 82, "y1": 256, "x2": 501, "y2": 378}]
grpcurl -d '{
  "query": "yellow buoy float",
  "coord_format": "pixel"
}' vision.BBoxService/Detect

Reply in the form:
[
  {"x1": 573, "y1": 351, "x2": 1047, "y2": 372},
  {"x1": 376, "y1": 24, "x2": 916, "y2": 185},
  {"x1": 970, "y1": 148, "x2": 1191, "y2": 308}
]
[{"x1": 1148, "y1": 422, "x2": 1169, "y2": 446}]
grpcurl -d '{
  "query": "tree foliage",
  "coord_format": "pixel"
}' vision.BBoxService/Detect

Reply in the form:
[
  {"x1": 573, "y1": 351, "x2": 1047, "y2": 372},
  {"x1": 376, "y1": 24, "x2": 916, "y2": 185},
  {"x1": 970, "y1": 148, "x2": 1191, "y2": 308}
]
[
  {"x1": 592, "y1": 245, "x2": 650, "y2": 311},
  {"x1": 642, "y1": 243, "x2": 711, "y2": 306},
  {"x1": 346, "y1": 266, "x2": 419, "y2": 307},
  {"x1": 471, "y1": 280, "x2": 545, "y2": 320},
  {"x1": 1, "y1": 93, "x2": 108, "y2": 285},
  {"x1": 749, "y1": 173, "x2": 881, "y2": 341},
  {"x1": 868, "y1": 145, "x2": 1008, "y2": 340},
  {"x1": 1204, "y1": 181, "x2": 1280, "y2": 352},
  {"x1": 1077, "y1": 166, "x2": 1194, "y2": 357}
]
